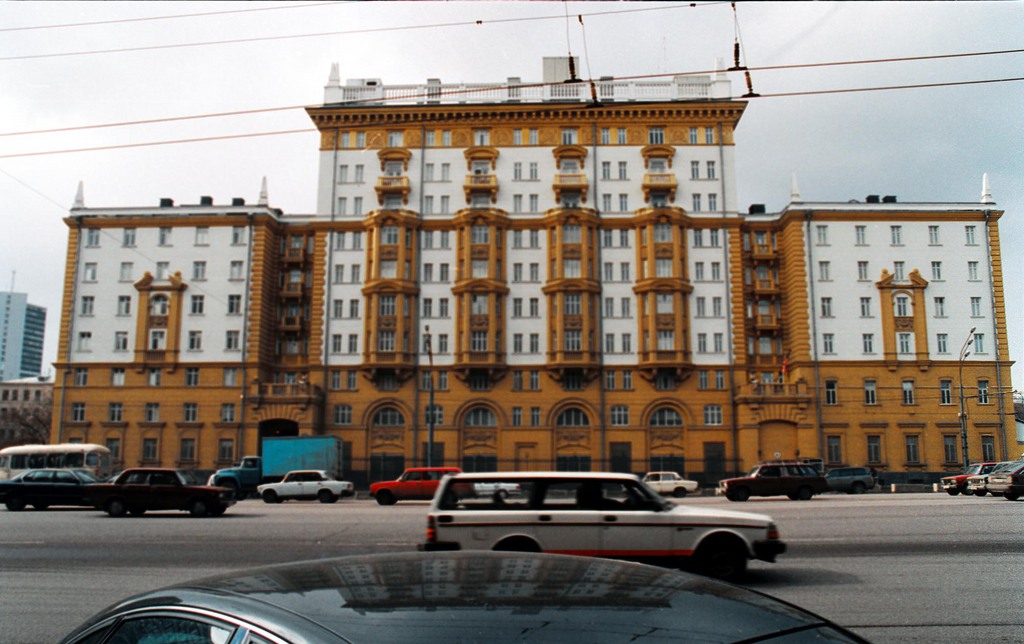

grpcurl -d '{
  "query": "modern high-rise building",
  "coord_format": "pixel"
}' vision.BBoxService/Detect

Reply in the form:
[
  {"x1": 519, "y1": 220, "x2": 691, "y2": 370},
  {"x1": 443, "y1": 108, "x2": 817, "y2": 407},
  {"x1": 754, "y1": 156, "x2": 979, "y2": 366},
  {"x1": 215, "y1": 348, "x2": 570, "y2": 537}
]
[
  {"x1": 0, "y1": 292, "x2": 46, "y2": 382},
  {"x1": 51, "y1": 59, "x2": 1015, "y2": 486}
]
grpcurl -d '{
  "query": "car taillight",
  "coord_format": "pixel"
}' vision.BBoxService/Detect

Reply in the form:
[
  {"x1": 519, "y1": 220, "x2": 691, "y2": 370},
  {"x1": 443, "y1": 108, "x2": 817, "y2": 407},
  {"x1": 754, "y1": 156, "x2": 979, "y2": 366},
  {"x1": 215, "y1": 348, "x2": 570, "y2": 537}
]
[
  {"x1": 426, "y1": 515, "x2": 437, "y2": 543},
  {"x1": 767, "y1": 522, "x2": 781, "y2": 540}
]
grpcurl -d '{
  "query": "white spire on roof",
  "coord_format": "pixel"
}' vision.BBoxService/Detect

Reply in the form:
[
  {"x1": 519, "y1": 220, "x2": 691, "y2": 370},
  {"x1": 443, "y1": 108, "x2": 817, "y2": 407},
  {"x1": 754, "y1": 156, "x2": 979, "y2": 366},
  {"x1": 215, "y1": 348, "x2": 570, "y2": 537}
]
[
  {"x1": 790, "y1": 174, "x2": 801, "y2": 202},
  {"x1": 981, "y1": 173, "x2": 994, "y2": 204},
  {"x1": 327, "y1": 63, "x2": 341, "y2": 88},
  {"x1": 73, "y1": 181, "x2": 84, "y2": 209},
  {"x1": 258, "y1": 177, "x2": 269, "y2": 206}
]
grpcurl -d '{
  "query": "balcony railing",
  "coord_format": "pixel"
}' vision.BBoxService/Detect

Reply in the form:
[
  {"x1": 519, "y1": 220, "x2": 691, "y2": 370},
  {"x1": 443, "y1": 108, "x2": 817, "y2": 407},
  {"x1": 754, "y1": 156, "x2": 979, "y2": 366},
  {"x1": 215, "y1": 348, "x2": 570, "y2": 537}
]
[{"x1": 324, "y1": 76, "x2": 731, "y2": 106}]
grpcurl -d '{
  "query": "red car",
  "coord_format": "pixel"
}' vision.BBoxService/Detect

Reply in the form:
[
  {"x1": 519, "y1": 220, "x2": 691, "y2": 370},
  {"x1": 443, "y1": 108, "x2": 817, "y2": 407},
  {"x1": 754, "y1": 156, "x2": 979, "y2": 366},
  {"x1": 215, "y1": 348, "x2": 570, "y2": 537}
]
[
  {"x1": 369, "y1": 467, "x2": 461, "y2": 505},
  {"x1": 84, "y1": 467, "x2": 235, "y2": 517},
  {"x1": 940, "y1": 462, "x2": 998, "y2": 496}
]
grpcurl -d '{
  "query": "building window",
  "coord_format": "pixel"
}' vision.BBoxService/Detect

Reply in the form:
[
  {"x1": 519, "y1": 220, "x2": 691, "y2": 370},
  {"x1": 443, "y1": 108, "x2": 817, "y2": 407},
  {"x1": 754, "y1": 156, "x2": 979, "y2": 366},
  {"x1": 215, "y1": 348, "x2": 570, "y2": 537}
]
[
  {"x1": 864, "y1": 380, "x2": 877, "y2": 405},
  {"x1": 142, "y1": 438, "x2": 158, "y2": 461},
  {"x1": 122, "y1": 228, "x2": 136, "y2": 247},
  {"x1": 824, "y1": 380, "x2": 838, "y2": 405},
  {"x1": 890, "y1": 225, "x2": 903, "y2": 246},
  {"x1": 970, "y1": 296, "x2": 982, "y2": 317},
  {"x1": 111, "y1": 368, "x2": 125, "y2": 386},
  {"x1": 816, "y1": 225, "x2": 828, "y2": 245},
  {"x1": 144, "y1": 403, "x2": 160, "y2": 423},
  {"x1": 188, "y1": 331, "x2": 202, "y2": 351},
  {"x1": 223, "y1": 368, "x2": 238, "y2": 387},
  {"x1": 333, "y1": 404, "x2": 352, "y2": 425},
  {"x1": 928, "y1": 225, "x2": 940, "y2": 245},
  {"x1": 981, "y1": 435, "x2": 995, "y2": 461},
  {"x1": 977, "y1": 379, "x2": 989, "y2": 404},
  {"x1": 905, "y1": 435, "x2": 920, "y2": 464},
  {"x1": 860, "y1": 297, "x2": 872, "y2": 317},
  {"x1": 867, "y1": 435, "x2": 881, "y2": 464},
  {"x1": 225, "y1": 330, "x2": 240, "y2": 351},
  {"x1": 820, "y1": 297, "x2": 833, "y2": 317},
  {"x1": 939, "y1": 380, "x2": 952, "y2": 405},
  {"x1": 902, "y1": 381, "x2": 915, "y2": 405},
  {"x1": 703, "y1": 405, "x2": 723, "y2": 425},
  {"x1": 826, "y1": 436, "x2": 842, "y2": 465},
  {"x1": 964, "y1": 225, "x2": 976, "y2": 245},
  {"x1": 822, "y1": 333, "x2": 834, "y2": 354},
  {"x1": 973, "y1": 333, "x2": 984, "y2": 353},
  {"x1": 71, "y1": 402, "x2": 86, "y2": 422},
  {"x1": 931, "y1": 261, "x2": 943, "y2": 280},
  {"x1": 220, "y1": 403, "x2": 236, "y2": 423},
  {"x1": 898, "y1": 333, "x2": 912, "y2": 354},
  {"x1": 967, "y1": 261, "x2": 979, "y2": 281},
  {"x1": 943, "y1": 435, "x2": 958, "y2": 464},
  {"x1": 108, "y1": 403, "x2": 123, "y2": 423},
  {"x1": 610, "y1": 405, "x2": 630, "y2": 426},
  {"x1": 936, "y1": 333, "x2": 948, "y2": 353},
  {"x1": 934, "y1": 296, "x2": 946, "y2": 317},
  {"x1": 228, "y1": 294, "x2": 242, "y2": 315},
  {"x1": 857, "y1": 261, "x2": 869, "y2": 281},
  {"x1": 182, "y1": 403, "x2": 198, "y2": 423}
]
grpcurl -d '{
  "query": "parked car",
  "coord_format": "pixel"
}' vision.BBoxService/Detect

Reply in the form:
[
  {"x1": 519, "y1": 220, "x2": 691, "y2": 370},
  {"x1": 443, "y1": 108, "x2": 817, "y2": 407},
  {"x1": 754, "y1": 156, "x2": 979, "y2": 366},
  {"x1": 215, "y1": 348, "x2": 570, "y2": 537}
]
[
  {"x1": 983, "y1": 461, "x2": 1024, "y2": 500},
  {"x1": 0, "y1": 468, "x2": 101, "y2": 511},
  {"x1": 369, "y1": 467, "x2": 461, "y2": 505},
  {"x1": 718, "y1": 461, "x2": 828, "y2": 501},
  {"x1": 59, "y1": 551, "x2": 867, "y2": 644},
  {"x1": 83, "y1": 468, "x2": 235, "y2": 517},
  {"x1": 965, "y1": 460, "x2": 1020, "y2": 497},
  {"x1": 422, "y1": 471, "x2": 786, "y2": 581},
  {"x1": 257, "y1": 470, "x2": 354, "y2": 504},
  {"x1": 642, "y1": 471, "x2": 699, "y2": 497},
  {"x1": 824, "y1": 467, "x2": 876, "y2": 494},
  {"x1": 940, "y1": 462, "x2": 998, "y2": 496}
]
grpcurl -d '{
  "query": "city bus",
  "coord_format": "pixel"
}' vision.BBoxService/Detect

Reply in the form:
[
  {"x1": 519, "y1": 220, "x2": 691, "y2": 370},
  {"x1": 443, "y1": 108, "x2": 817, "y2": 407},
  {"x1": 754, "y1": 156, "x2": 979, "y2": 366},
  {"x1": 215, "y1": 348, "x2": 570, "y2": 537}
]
[{"x1": 0, "y1": 443, "x2": 113, "y2": 480}]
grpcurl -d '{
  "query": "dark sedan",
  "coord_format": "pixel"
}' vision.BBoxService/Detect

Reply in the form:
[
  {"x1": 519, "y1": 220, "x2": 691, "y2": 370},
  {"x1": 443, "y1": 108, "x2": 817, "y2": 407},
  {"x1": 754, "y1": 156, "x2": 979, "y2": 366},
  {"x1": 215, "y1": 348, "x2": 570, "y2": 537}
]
[
  {"x1": 60, "y1": 551, "x2": 868, "y2": 643},
  {"x1": 0, "y1": 468, "x2": 101, "y2": 511},
  {"x1": 83, "y1": 468, "x2": 235, "y2": 517}
]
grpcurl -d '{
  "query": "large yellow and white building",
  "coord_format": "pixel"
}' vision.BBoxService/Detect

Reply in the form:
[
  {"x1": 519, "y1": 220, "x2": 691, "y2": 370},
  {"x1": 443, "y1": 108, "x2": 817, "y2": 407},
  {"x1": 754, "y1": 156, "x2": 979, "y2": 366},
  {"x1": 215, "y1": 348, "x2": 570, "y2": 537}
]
[{"x1": 52, "y1": 59, "x2": 1016, "y2": 486}]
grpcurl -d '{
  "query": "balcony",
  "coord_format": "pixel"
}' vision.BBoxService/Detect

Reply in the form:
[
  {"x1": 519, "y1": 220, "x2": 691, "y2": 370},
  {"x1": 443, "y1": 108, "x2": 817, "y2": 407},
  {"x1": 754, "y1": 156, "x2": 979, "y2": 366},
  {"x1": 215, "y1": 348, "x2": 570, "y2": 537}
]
[
  {"x1": 753, "y1": 314, "x2": 780, "y2": 331},
  {"x1": 751, "y1": 243, "x2": 777, "y2": 260},
  {"x1": 752, "y1": 278, "x2": 779, "y2": 295},
  {"x1": 552, "y1": 173, "x2": 588, "y2": 204},
  {"x1": 374, "y1": 175, "x2": 411, "y2": 205},
  {"x1": 249, "y1": 380, "x2": 323, "y2": 411},
  {"x1": 279, "y1": 316, "x2": 303, "y2": 332},
  {"x1": 281, "y1": 282, "x2": 304, "y2": 298},
  {"x1": 736, "y1": 380, "x2": 812, "y2": 411},
  {"x1": 282, "y1": 247, "x2": 305, "y2": 265},
  {"x1": 642, "y1": 173, "x2": 678, "y2": 203},
  {"x1": 463, "y1": 173, "x2": 498, "y2": 203}
]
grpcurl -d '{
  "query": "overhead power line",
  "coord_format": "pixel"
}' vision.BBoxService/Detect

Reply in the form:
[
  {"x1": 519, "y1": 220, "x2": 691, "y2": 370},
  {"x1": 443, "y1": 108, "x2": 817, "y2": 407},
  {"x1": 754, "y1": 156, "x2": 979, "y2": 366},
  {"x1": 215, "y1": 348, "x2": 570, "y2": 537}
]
[
  {"x1": 0, "y1": 2, "x2": 349, "y2": 33},
  {"x1": 0, "y1": 47, "x2": 1020, "y2": 139},
  {"x1": 0, "y1": 3, "x2": 723, "y2": 61},
  {"x1": 0, "y1": 75, "x2": 1020, "y2": 161}
]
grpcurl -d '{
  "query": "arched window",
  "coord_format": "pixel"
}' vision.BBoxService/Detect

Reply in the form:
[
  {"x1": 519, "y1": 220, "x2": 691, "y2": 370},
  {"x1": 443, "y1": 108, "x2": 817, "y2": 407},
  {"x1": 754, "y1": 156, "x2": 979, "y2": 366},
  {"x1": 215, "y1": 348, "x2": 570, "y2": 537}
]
[
  {"x1": 464, "y1": 407, "x2": 496, "y2": 427},
  {"x1": 650, "y1": 408, "x2": 683, "y2": 426},
  {"x1": 373, "y1": 407, "x2": 405, "y2": 426},
  {"x1": 556, "y1": 408, "x2": 590, "y2": 427},
  {"x1": 150, "y1": 295, "x2": 169, "y2": 316}
]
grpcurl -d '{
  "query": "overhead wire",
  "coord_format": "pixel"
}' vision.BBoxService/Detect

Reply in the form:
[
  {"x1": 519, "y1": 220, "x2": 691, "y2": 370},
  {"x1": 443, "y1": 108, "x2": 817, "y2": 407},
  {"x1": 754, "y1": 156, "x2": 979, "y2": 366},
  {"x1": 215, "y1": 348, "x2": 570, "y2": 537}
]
[{"x1": 1, "y1": 47, "x2": 1019, "y2": 140}]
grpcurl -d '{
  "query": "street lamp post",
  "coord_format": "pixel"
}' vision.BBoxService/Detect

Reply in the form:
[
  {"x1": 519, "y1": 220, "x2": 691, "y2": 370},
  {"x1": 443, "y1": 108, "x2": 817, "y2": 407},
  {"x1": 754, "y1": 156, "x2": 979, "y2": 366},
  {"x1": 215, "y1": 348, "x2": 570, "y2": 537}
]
[
  {"x1": 958, "y1": 327, "x2": 976, "y2": 472},
  {"x1": 424, "y1": 326, "x2": 435, "y2": 468}
]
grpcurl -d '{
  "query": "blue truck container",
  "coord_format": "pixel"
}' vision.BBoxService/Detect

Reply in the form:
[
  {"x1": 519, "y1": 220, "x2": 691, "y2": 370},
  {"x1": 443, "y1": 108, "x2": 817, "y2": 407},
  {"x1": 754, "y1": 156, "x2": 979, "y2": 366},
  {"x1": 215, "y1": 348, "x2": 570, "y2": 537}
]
[{"x1": 208, "y1": 436, "x2": 345, "y2": 498}]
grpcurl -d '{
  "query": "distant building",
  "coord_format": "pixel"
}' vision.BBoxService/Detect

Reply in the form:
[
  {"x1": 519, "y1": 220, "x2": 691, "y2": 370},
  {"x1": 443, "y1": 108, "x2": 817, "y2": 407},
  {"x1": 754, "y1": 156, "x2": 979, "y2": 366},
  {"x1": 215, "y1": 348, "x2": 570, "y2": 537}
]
[
  {"x1": 0, "y1": 376, "x2": 53, "y2": 447},
  {"x1": 51, "y1": 59, "x2": 1015, "y2": 484},
  {"x1": 0, "y1": 292, "x2": 46, "y2": 381}
]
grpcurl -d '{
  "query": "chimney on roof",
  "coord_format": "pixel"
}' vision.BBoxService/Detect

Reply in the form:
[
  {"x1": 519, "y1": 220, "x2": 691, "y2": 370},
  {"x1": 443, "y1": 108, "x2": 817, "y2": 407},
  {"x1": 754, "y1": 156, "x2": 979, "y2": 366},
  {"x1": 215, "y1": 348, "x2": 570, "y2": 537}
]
[
  {"x1": 882, "y1": 195, "x2": 897, "y2": 203},
  {"x1": 160, "y1": 198, "x2": 174, "y2": 207},
  {"x1": 232, "y1": 198, "x2": 245, "y2": 206},
  {"x1": 866, "y1": 195, "x2": 880, "y2": 203},
  {"x1": 200, "y1": 196, "x2": 213, "y2": 206},
  {"x1": 748, "y1": 204, "x2": 766, "y2": 215}
]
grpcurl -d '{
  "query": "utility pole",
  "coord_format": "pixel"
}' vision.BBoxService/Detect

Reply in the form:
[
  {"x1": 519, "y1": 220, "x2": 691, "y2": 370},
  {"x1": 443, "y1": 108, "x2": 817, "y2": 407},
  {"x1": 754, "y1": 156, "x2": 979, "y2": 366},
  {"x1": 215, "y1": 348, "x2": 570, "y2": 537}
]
[
  {"x1": 958, "y1": 327, "x2": 976, "y2": 471},
  {"x1": 424, "y1": 326, "x2": 435, "y2": 468}
]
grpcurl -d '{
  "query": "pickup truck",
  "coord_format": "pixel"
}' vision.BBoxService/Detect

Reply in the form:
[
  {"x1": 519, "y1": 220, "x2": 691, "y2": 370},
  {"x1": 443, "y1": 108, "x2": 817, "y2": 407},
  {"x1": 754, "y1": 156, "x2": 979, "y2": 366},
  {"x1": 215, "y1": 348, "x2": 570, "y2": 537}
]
[
  {"x1": 642, "y1": 471, "x2": 699, "y2": 498},
  {"x1": 369, "y1": 467, "x2": 461, "y2": 505},
  {"x1": 256, "y1": 470, "x2": 354, "y2": 504}
]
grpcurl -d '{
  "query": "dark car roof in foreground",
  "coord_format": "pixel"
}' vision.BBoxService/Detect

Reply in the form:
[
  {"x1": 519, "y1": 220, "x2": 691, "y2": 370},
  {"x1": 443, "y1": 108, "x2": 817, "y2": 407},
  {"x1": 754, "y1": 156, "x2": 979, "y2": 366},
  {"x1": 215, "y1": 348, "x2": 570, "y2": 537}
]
[{"x1": 62, "y1": 552, "x2": 867, "y2": 644}]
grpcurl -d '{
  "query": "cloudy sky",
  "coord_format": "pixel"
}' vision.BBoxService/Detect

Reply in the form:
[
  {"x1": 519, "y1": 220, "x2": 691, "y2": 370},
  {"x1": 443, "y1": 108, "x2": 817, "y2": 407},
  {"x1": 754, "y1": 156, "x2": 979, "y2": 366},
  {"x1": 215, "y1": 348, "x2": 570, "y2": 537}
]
[{"x1": 1, "y1": 1, "x2": 1021, "y2": 388}]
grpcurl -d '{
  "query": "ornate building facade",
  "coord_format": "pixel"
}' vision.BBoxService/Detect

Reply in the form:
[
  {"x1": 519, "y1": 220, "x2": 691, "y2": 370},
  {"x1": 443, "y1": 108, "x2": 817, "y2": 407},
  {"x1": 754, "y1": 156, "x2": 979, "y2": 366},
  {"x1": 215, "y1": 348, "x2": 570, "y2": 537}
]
[{"x1": 51, "y1": 59, "x2": 1015, "y2": 486}]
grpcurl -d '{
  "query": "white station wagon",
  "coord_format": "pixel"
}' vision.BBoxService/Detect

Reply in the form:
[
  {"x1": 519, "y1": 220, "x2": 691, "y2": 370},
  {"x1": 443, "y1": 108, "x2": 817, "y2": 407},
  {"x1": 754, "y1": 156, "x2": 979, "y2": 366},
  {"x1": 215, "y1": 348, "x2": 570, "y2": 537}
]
[{"x1": 422, "y1": 471, "x2": 785, "y2": 580}]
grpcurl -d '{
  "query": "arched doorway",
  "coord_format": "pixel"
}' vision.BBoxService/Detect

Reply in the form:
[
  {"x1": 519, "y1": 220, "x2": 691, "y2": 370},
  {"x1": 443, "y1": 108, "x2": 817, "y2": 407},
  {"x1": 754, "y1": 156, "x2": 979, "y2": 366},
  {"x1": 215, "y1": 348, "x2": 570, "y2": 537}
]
[{"x1": 258, "y1": 419, "x2": 299, "y2": 454}]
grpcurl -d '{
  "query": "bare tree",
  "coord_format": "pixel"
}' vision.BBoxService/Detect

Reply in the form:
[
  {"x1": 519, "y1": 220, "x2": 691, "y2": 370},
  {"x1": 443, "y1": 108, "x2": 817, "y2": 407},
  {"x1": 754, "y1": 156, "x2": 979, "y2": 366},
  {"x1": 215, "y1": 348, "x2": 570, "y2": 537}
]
[{"x1": 0, "y1": 399, "x2": 51, "y2": 448}]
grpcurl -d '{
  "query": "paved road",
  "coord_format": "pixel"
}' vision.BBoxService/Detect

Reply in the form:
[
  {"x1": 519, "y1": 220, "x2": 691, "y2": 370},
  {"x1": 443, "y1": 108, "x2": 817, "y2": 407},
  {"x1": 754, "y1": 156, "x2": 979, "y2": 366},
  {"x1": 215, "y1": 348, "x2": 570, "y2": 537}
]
[{"x1": 1, "y1": 492, "x2": 1021, "y2": 642}]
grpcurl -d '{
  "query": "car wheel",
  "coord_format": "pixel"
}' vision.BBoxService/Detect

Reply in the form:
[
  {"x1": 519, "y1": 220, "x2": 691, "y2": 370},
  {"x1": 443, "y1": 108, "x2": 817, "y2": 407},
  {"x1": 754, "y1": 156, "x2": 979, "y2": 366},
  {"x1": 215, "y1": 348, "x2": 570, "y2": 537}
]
[
  {"x1": 129, "y1": 508, "x2": 146, "y2": 516},
  {"x1": 973, "y1": 489, "x2": 987, "y2": 497},
  {"x1": 726, "y1": 487, "x2": 750, "y2": 502},
  {"x1": 208, "y1": 504, "x2": 227, "y2": 516},
  {"x1": 1004, "y1": 492, "x2": 1020, "y2": 501},
  {"x1": 318, "y1": 489, "x2": 337, "y2": 504},
  {"x1": 796, "y1": 486, "x2": 814, "y2": 501},
  {"x1": 946, "y1": 489, "x2": 959, "y2": 496},
  {"x1": 261, "y1": 490, "x2": 280, "y2": 504},
  {"x1": 105, "y1": 498, "x2": 128, "y2": 518},
  {"x1": 495, "y1": 488, "x2": 510, "y2": 501},
  {"x1": 692, "y1": 535, "x2": 749, "y2": 581},
  {"x1": 221, "y1": 480, "x2": 242, "y2": 501},
  {"x1": 4, "y1": 496, "x2": 27, "y2": 512},
  {"x1": 672, "y1": 487, "x2": 688, "y2": 498},
  {"x1": 375, "y1": 490, "x2": 397, "y2": 506},
  {"x1": 850, "y1": 481, "x2": 866, "y2": 495},
  {"x1": 189, "y1": 499, "x2": 209, "y2": 517},
  {"x1": 493, "y1": 537, "x2": 542, "y2": 553}
]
